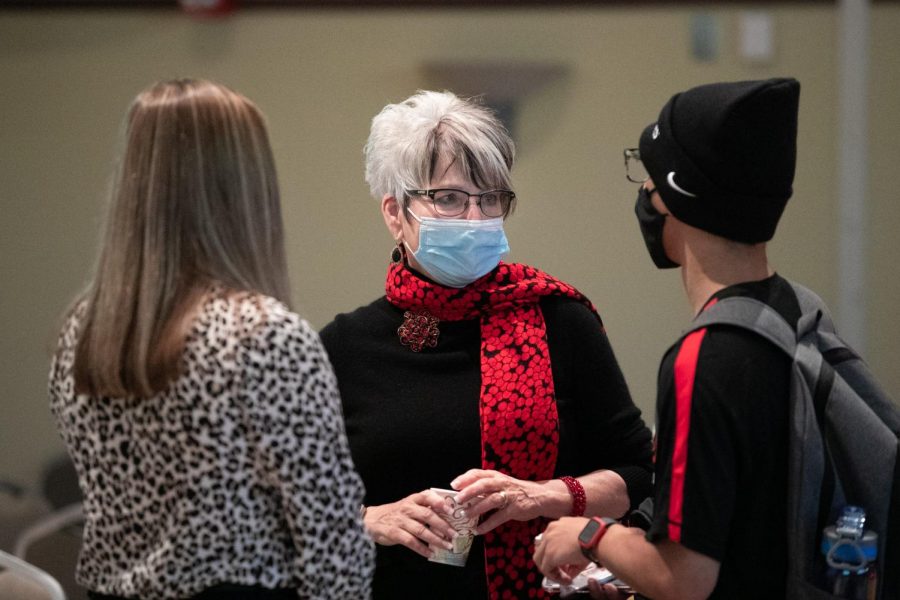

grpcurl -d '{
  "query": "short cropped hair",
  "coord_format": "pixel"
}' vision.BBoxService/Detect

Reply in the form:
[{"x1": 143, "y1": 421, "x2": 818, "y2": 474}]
[{"x1": 364, "y1": 90, "x2": 515, "y2": 208}]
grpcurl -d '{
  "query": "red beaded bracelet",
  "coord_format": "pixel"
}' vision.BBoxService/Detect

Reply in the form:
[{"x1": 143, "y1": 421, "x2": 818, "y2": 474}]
[{"x1": 560, "y1": 476, "x2": 586, "y2": 516}]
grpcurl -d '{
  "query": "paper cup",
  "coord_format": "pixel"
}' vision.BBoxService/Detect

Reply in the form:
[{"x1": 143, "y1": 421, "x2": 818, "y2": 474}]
[{"x1": 429, "y1": 487, "x2": 479, "y2": 567}]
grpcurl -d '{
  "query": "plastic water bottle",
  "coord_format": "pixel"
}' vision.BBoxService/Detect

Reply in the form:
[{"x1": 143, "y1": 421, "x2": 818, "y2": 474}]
[{"x1": 821, "y1": 506, "x2": 878, "y2": 600}]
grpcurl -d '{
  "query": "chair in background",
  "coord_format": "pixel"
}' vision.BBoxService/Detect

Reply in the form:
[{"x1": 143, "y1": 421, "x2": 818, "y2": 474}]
[
  {"x1": 1, "y1": 455, "x2": 87, "y2": 600},
  {"x1": 14, "y1": 502, "x2": 83, "y2": 561},
  {"x1": 0, "y1": 548, "x2": 66, "y2": 600}
]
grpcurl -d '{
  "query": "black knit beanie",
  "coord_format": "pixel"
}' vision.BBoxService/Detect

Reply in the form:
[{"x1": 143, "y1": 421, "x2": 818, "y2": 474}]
[{"x1": 638, "y1": 78, "x2": 800, "y2": 243}]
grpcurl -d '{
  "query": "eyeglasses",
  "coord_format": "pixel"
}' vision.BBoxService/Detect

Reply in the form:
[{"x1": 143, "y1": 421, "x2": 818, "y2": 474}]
[
  {"x1": 405, "y1": 188, "x2": 515, "y2": 218},
  {"x1": 624, "y1": 148, "x2": 649, "y2": 183}
]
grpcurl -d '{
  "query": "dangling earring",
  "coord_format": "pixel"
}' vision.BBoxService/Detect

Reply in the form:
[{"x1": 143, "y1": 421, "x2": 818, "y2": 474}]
[{"x1": 391, "y1": 242, "x2": 403, "y2": 264}]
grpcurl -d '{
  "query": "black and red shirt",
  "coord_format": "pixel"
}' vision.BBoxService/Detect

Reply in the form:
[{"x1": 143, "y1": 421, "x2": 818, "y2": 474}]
[{"x1": 648, "y1": 274, "x2": 801, "y2": 599}]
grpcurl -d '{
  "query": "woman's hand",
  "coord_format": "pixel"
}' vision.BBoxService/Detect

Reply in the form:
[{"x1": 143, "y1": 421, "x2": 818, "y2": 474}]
[
  {"x1": 451, "y1": 469, "x2": 568, "y2": 535},
  {"x1": 364, "y1": 490, "x2": 457, "y2": 558}
]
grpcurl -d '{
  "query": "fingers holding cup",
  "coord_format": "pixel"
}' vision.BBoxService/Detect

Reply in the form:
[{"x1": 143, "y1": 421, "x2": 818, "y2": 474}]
[{"x1": 429, "y1": 488, "x2": 481, "y2": 567}]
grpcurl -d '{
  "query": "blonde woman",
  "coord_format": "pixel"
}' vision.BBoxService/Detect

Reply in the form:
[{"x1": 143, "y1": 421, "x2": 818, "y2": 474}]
[{"x1": 49, "y1": 79, "x2": 373, "y2": 600}]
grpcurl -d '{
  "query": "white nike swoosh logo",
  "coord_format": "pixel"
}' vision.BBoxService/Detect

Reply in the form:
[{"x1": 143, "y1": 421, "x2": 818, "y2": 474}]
[{"x1": 667, "y1": 172, "x2": 698, "y2": 197}]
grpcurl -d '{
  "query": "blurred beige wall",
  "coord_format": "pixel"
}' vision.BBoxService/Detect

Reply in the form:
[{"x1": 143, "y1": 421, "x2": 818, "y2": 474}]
[{"x1": 1, "y1": 4, "x2": 898, "y2": 491}]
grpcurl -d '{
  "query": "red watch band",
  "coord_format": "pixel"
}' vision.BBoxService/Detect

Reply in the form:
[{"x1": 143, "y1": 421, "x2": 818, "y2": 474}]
[{"x1": 579, "y1": 517, "x2": 617, "y2": 562}]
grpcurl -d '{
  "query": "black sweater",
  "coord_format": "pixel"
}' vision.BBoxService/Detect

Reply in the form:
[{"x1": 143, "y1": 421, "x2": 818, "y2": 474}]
[{"x1": 321, "y1": 295, "x2": 653, "y2": 599}]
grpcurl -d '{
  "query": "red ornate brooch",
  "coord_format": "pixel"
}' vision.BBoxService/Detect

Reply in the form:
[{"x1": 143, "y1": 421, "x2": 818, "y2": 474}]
[{"x1": 397, "y1": 310, "x2": 439, "y2": 352}]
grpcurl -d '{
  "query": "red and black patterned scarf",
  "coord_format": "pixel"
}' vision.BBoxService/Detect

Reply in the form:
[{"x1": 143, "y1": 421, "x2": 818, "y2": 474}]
[{"x1": 385, "y1": 260, "x2": 602, "y2": 599}]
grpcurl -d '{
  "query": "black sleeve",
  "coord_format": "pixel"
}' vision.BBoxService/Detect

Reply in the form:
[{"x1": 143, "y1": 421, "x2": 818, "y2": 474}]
[
  {"x1": 649, "y1": 335, "x2": 738, "y2": 560},
  {"x1": 649, "y1": 326, "x2": 790, "y2": 562},
  {"x1": 542, "y1": 296, "x2": 654, "y2": 511},
  {"x1": 319, "y1": 316, "x2": 344, "y2": 374}
]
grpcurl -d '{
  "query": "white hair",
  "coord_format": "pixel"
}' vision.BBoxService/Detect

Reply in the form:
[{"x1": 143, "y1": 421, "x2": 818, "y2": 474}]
[{"x1": 364, "y1": 90, "x2": 515, "y2": 207}]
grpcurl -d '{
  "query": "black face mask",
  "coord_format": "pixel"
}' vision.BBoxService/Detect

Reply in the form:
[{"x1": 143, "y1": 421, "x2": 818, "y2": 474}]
[{"x1": 634, "y1": 186, "x2": 679, "y2": 269}]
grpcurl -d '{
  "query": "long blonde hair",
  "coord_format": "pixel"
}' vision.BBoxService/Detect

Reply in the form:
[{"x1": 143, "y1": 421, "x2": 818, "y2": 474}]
[{"x1": 73, "y1": 79, "x2": 290, "y2": 398}]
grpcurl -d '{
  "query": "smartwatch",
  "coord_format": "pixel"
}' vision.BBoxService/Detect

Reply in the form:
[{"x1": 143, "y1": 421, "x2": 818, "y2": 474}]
[{"x1": 578, "y1": 517, "x2": 617, "y2": 562}]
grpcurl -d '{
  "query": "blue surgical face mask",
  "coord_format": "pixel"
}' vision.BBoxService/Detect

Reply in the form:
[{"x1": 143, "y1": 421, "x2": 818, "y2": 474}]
[{"x1": 404, "y1": 208, "x2": 510, "y2": 288}]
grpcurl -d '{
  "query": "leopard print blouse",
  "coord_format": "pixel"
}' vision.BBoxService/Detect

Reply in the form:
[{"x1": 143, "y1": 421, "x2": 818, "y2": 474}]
[{"x1": 49, "y1": 289, "x2": 374, "y2": 599}]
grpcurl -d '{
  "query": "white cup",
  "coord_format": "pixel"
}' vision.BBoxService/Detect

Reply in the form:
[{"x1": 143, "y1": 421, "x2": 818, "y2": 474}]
[{"x1": 429, "y1": 488, "x2": 479, "y2": 567}]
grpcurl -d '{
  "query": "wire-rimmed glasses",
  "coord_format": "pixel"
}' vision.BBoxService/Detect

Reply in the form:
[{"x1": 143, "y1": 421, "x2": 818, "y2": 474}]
[{"x1": 405, "y1": 188, "x2": 515, "y2": 218}]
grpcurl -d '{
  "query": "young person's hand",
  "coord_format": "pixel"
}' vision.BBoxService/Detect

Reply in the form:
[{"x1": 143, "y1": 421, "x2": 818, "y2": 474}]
[{"x1": 532, "y1": 516, "x2": 593, "y2": 583}]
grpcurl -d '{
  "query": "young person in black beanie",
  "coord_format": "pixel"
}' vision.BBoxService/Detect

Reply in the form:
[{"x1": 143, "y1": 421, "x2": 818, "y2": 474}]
[{"x1": 534, "y1": 78, "x2": 803, "y2": 599}]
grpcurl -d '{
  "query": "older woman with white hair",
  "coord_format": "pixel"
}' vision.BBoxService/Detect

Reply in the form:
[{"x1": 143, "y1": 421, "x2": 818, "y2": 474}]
[{"x1": 320, "y1": 90, "x2": 652, "y2": 599}]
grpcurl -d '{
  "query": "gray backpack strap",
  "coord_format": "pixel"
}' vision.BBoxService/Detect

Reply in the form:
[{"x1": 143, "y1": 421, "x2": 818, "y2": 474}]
[
  {"x1": 790, "y1": 280, "x2": 838, "y2": 335},
  {"x1": 789, "y1": 281, "x2": 858, "y2": 357},
  {"x1": 680, "y1": 286, "x2": 900, "y2": 600},
  {"x1": 686, "y1": 296, "x2": 798, "y2": 356},
  {"x1": 685, "y1": 294, "x2": 833, "y2": 600}
]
